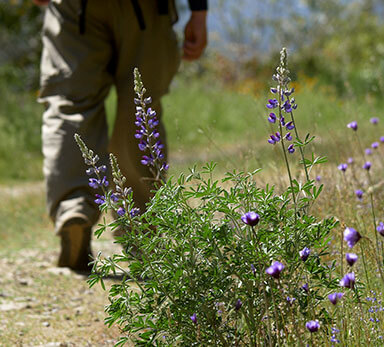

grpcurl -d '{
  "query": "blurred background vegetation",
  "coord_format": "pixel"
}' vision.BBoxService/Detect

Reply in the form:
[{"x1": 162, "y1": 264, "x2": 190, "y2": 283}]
[{"x1": 1, "y1": 0, "x2": 384, "y2": 182}]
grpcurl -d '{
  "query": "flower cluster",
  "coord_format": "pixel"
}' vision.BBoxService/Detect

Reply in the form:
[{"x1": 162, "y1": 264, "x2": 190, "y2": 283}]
[
  {"x1": 266, "y1": 48, "x2": 297, "y2": 154},
  {"x1": 134, "y1": 68, "x2": 168, "y2": 181}
]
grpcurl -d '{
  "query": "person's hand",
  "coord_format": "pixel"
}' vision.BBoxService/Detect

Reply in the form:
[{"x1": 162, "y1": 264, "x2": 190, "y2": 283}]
[
  {"x1": 32, "y1": 0, "x2": 50, "y2": 5},
  {"x1": 182, "y1": 11, "x2": 208, "y2": 61}
]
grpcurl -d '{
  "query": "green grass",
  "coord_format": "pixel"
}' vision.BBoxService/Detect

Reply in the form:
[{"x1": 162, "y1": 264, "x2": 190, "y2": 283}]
[
  {"x1": 0, "y1": 84, "x2": 43, "y2": 182},
  {"x1": 2, "y1": 70, "x2": 384, "y2": 182}
]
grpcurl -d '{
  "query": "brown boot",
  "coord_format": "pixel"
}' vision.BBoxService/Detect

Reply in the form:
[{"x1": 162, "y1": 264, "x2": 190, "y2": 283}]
[{"x1": 58, "y1": 217, "x2": 93, "y2": 272}]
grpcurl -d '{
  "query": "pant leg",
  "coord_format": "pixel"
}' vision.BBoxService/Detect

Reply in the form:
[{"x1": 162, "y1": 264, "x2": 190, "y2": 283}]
[
  {"x1": 39, "y1": 0, "x2": 115, "y2": 232},
  {"x1": 109, "y1": 0, "x2": 181, "y2": 212}
]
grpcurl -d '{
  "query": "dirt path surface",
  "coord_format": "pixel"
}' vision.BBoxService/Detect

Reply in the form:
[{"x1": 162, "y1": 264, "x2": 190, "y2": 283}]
[{"x1": 0, "y1": 183, "x2": 125, "y2": 346}]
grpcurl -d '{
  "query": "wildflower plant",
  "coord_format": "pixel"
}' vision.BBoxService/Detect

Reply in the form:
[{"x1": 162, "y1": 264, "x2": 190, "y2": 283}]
[{"x1": 75, "y1": 49, "x2": 342, "y2": 346}]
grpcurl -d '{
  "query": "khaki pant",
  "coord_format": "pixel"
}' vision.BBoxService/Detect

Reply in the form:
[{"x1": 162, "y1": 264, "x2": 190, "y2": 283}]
[{"x1": 39, "y1": 0, "x2": 180, "y2": 233}]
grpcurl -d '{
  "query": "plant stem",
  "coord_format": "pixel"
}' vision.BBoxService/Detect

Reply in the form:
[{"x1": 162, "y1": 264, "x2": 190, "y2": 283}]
[
  {"x1": 289, "y1": 110, "x2": 310, "y2": 182},
  {"x1": 278, "y1": 122, "x2": 297, "y2": 222}
]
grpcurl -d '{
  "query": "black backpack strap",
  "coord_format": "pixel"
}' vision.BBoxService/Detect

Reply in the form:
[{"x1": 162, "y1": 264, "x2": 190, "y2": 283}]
[
  {"x1": 79, "y1": 0, "x2": 88, "y2": 34},
  {"x1": 131, "y1": 0, "x2": 146, "y2": 30}
]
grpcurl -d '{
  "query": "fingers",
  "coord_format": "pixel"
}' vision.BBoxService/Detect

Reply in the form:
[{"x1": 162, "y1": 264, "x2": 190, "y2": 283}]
[{"x1": 183, "y1": 41, "x2": 204, "y2": 61}]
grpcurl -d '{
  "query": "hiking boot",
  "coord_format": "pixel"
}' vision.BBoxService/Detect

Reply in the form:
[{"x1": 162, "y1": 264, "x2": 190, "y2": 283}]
[{"x1": 58, "y1": 217, "x2": 93, "y2": 272}]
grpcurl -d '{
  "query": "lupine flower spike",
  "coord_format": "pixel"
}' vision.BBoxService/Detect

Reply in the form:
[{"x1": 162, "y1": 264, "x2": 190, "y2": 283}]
[{"x1": 134, "y1": 68, "x2": 168, "y2": 182}]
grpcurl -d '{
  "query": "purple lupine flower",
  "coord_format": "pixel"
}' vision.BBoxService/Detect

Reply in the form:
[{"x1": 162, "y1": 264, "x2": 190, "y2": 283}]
[
  {"x1": 287, "y1": 144, "x2": 295, "y2": 153},
  {"x1": 267, "y1": 99, "x2": 278, "y2": 109},
  {"x1": 299, "y1": 247, "x2": 311, "y2": 262},
  {"x1": 282, "y1": 100, "x2": 292, "y2": 113},
  {"x1": 138, "y1": 141, "x2": 147, "y2": 151},
  {"x1": 347, "y1": 157, "x2": 354, "y2": 164},
  {"x1": 268, "y1": 112, "x2": 277, "y2": 123},
  {"x1": 141, "y1": 155, "x2": 154, "y2": 166},
  {"x1": 363, "y1": 162, "x2": 371, "y2": 171},
  {"x1": 344, "y1": 227, "x2": 361, "y2": 248},
  {"x1": 376, "y1": 222, "x2": 384, "y2": 236},
  {"x1": 266, "y1": 261, "x2": 284, "y2": 279},
  {"x1": 190, "y1": 313, "x2": 197, "y2": 324},
  {"x1": 301, "y1": 283, "x2": 309, "y2": 292},
  {"x1": 286, "y1": 297, "x2": 296, "y2": 305},
  {"x1": 86, "y1": 168, "x2": 95, "y2": 176},
  {"x1": 270, "y1": 88, "x2": 277, "y2": 94},
  {"x1": 101, "y1": 176, "x2": 109, "y2": 187},
  {"x1": 129, "y1": 207, "x2": 140, "y2": 217},
  {"x1": 284, "y1": 88, "x2": 295, "y2": 96},
  {"x1": 355, "y1": 189, "x2": 363, "y2": 200},
  {"x1": 346, "y1": 253, "x2": 358, "y2": 266},
  {"x1": 94, "y1": 194, "x2": 105, "y2": 205},
  {"x1": 365, "y1": 148, "x2": 372, "y2": 155},
  {"x1": 241, "y1": 211, "x2": 260, "y2": 227},
  {"x1": 268, "y1": 133, "x2": 281, "y2": 145},
  {"x1": 162, "y1": 163, "x2": 169, "y2": 171},
  {"x1": 372, "y1": 142, "x2": 379, "y2": 149},
  {"x1": 306, "y1": 320, "x2": 320, "y2": 333},
  {"x1": 286, "y1": 121, "x2": 295, "y2": 130},
  {"x1": 117, "y1": 207, "x2": 126, "y2": 217},
  {"x1": 340, "y1": 272, "x2": 355, "y2": 288},
  {"x1": 235, "y1": 299, "x2": 242, "y2": 311},
  {"x1": 371, "y1": 117, "x2": 379, "y2": 125},
  {"x1": 251, "y1": 264, "x2": 256, "y2": 276},
  {"x1": 280, "y1": 115, "x2": 285, "y2": 126},
  {"x1": 285, "y1": 132, "x2": 292, "y2": 141},
  {"x1": 89, "y1": 178, "x2": 100, "y2": 189},
  {"x1": 315, "y1": 175, "x2": 321, "y2": 182},
  {"x1": 154, "y1": 141, "x2": 164, "y2": 150},
  {"x1": 328, "y1": 292, "x2": 344, "y2": 305},
  {"x1": 347, "y1": 121, "x2": 358, "y2": 131},
  {"x1": 337, "y1": 163, "x2": 347, "y2": 172},
  {"x1": 152, "y1": 130, "x2": 160, "y2": 138},
  {"x1": 135, "y1": 129, "x2": 145, "y2": 139},
  {"x1": 110, "y1": 193, "x2": 119, "y2": 203},
  {"x1": 98, "y1": 165, "x2": 107, "y2": 173},
  {"x1": 380, "y1": 136, "x2": 384, "y2": 143}
]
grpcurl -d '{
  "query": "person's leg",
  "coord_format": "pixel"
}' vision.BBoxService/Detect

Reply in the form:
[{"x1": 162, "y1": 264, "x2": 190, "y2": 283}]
[
  {"x1": 109, "y1": 0, "x2": 181, "y2": 212},
  {"x1": 39, "y1": 0, "x2": 115, "y2": 269}
]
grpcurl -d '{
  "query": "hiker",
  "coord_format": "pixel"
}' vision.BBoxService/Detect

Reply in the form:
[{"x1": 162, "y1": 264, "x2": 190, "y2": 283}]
[{"x1": 34, "y1": 0, "x2": 208, "y2": 271}]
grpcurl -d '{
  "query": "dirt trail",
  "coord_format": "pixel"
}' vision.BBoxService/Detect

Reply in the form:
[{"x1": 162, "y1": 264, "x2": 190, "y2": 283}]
[{"x1": 0, "y1": 183, "x2": 125, "y2": 346}]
